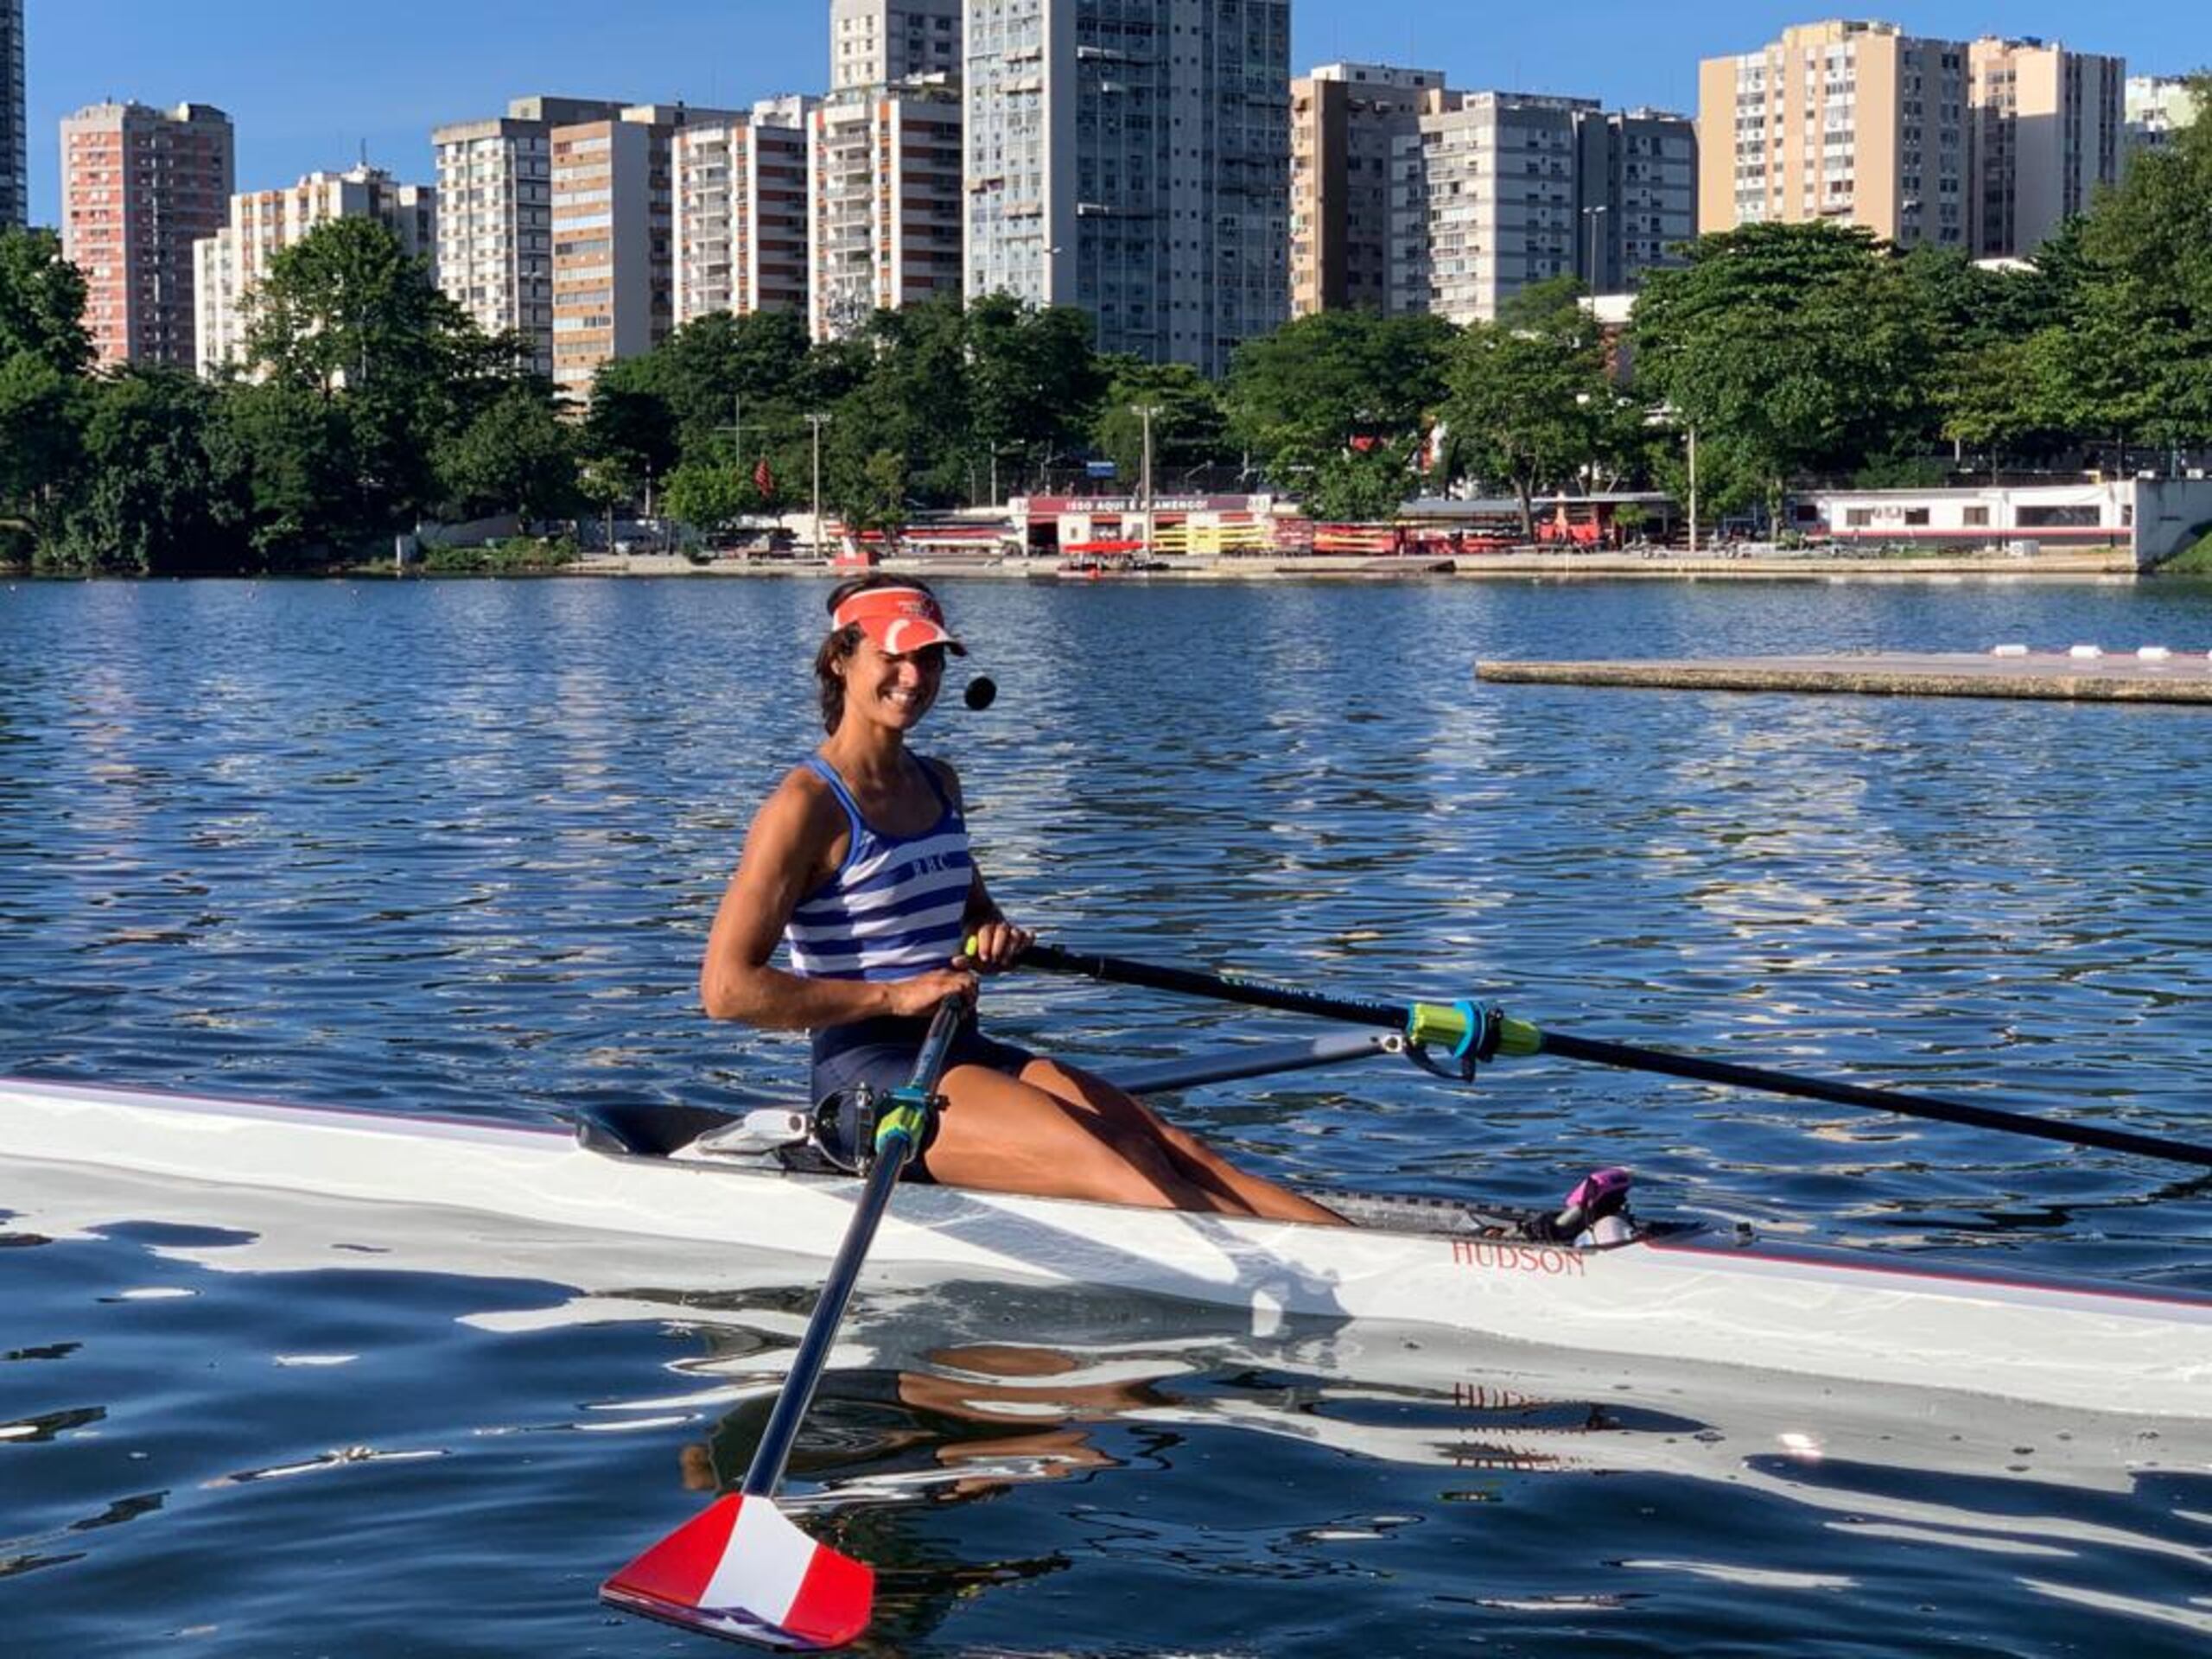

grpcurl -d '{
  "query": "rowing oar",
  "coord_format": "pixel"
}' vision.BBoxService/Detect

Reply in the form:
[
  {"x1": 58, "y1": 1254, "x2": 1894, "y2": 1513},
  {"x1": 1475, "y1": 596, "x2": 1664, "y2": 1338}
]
[
  {"x1": 1009, "y1": 942, "x2": 2212, "y2": 1172},
  {"x1": 601, "y1": 995, "x2": 965, "y2": 1649}
]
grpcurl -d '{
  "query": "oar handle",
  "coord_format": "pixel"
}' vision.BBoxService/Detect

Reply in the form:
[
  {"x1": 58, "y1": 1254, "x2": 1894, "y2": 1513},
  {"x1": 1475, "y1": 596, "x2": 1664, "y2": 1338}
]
[{"x1": 741, "y1": 997, "x2": 963, "y2": 1498}]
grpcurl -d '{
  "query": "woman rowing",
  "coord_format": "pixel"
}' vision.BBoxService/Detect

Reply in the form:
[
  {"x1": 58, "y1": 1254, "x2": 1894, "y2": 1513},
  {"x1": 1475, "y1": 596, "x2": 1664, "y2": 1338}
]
[{"x1": 702, "y1": 574, "x2": 1342, "y2": 1224}]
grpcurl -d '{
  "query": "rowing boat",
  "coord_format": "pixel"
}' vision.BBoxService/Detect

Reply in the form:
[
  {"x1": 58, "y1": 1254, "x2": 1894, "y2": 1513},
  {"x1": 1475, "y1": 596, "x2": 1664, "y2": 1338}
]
[{"x1": 4, "y1": 1071, "x2": 2206, "y2": 1420}]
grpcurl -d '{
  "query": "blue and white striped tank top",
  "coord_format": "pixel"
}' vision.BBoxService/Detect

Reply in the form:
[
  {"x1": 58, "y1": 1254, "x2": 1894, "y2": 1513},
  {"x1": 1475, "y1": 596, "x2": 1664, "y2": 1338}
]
[{"x1": 783, "y1": 755, "x2": 974, "y2": 982}]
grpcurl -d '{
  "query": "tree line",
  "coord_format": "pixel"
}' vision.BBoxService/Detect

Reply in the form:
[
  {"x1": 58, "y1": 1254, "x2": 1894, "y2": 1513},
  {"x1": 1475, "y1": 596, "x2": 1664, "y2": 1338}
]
[{"x1": 3, "y1": 79, "x2": 2206, "y2": 575}]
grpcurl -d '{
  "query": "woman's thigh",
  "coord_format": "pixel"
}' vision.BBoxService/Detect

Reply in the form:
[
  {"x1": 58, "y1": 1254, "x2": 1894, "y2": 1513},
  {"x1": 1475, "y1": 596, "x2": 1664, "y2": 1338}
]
[{"x1": 921, "y1": 1064, "x2": 1185, "y2": 1206}]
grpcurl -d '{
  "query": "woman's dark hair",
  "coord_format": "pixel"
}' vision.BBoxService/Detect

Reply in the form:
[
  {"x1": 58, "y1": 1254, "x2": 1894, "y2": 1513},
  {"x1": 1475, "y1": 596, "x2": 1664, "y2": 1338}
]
[{"x1": 815, "y1": 573, "x2": 942, "y2": 734}]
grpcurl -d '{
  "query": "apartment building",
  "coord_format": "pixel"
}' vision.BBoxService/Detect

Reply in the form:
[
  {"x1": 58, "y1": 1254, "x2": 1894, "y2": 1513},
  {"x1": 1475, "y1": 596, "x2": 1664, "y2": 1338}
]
[
  {"x1": 434, "y1": 96, "x2": 623, "y2": 379},
  {"x1": 2126, "y1": 75, "x2": 2202, "y2": 155},
  {"x1": 808, "y1": 82, "x2": 963, "y2": 341},
  {"x1": 671, "y1": 97, "x2": 814, "y2": 325},
  {"x1": 1967, "y1": 38, "x2": 2123, "y2": 258},
  {"x1": 964, "y1": 0, "x2": 1292, "y2": 379},
  {"x1": 1, "y1": 0, "x2": 24, "y2": 227},
  {"x1": 1576, "y1": 109, "x2": 1698, "y2": 294},
  {"x1": 549, "y1": 104, "x2": 734, "y2": 400},
  {"x1": 60, "y1": 102, "x2": 235, "y2": 368},
  {"x1": 1698, "y1": 20, "x2": 1967, "y2": 249},
  {"x1": 831, "y1": 0, "x2": 963, "y2": 92},
  {"x1": 1418, "y1": 93, "x2": 1589, "y2": 324},
  {"x1": 193, "y1": 167, "x2": 435, "y2": 376},
  {"x1": 1290, "y1": 63, "x2": 1449, "y2": 316}
]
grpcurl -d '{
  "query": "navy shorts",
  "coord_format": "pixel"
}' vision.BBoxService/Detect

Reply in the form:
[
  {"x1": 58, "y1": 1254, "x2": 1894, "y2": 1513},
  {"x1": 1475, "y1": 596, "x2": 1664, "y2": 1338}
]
[{"x1": 810, "y1": 1014, "x2": 1035, "y2": 1180}]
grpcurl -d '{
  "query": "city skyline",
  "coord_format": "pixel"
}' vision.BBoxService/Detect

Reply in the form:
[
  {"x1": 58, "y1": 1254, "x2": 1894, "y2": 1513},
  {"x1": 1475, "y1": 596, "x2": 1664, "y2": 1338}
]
[{"x1": 19, "y1": 1, "x2": 2207, "y2": 230}]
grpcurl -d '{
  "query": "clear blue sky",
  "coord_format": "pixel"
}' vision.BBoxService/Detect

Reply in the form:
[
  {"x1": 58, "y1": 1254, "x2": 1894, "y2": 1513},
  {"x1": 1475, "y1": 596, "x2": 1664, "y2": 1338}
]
[{"x1": 21, "y1": 1, "x2": 2209, "y2": 227}]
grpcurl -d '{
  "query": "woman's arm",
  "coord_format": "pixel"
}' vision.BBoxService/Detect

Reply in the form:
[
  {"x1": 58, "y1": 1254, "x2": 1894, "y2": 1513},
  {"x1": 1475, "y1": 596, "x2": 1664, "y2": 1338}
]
[{"x1": 701, "y1": 769, "x2": 976, "y2": 1027}]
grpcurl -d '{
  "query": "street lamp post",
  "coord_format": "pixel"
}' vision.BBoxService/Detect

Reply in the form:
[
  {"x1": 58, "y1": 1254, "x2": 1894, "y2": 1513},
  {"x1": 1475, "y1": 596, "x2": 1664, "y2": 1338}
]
[
  {"x1": 806, "y1": 411, "x2": 832, "y2": 559},
  {"x1": 1132, "y1": 404, "x2": 1161, "y2": 556},
  {"x1": 1687, "y1": 424, "x2": 1700, "y2": 556}
]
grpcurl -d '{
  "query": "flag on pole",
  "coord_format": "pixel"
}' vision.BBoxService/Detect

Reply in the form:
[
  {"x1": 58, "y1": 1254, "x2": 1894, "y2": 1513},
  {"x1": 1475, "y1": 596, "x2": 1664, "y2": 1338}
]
[{"x1": 753, "y1": 456, "x2": 776, "y2": 499}]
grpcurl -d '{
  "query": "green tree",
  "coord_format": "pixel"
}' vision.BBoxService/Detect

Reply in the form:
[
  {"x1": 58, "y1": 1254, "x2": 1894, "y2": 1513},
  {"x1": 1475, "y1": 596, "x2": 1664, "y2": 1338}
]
[
  {"x1": 0, "y1": 353, "x2": 87, "y2": 551},
  {"x1": 1092, "y1": 359, "x2": 1228, "y2": 487},
  {"x1": 245, "y1": 217, "x2": 528, "y2": 537},
  {"x1": 0, "y1": 226, "x2": 94, "y2": 373},
  {"x1": 1441, "y1": 277, "x2": 1616, "y2": 537},
  {"x1": 437, "y1": 385, "x2": 580, "y2": 523},
  {"x1": 54, "y1": 369, "x2": 235, "y2": 575},
  {"x1": 206, "y1": 379, "x2": 359, "y2": 562},
  {"x1": 963, "y1": 292, "x2": 1106, "y2": 500},
  {"x1": 2043, "y1": 81, "x2": 2212, "y2": 462},
  {"x1": 1222, "y1": 310, "x2": 1455, "y2": 491}
]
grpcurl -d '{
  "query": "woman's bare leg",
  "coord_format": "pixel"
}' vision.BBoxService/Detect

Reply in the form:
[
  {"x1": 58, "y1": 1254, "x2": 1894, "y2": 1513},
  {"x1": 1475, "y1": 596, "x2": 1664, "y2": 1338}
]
[
  {"x1": 918, "y1": 1062, "x2": 1345, "y2": 1224},
  {"x1": 1021, "y1": 1059, "x2": 1345, "y2": 1226}
]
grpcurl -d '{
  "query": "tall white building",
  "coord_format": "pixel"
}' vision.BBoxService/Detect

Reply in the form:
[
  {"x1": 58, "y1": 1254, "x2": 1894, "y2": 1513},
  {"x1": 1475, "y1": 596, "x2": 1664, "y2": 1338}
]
[
  {"x1": 1967, "y1": 37, "x2": 2124, "y2": 258},
  {"x1": 1, "y1": 0, "x2": 24, "y2": 227},
  {"x1": 964, "y1": 0, "x2": 1292, "y2": 378},
  {"x1": 434, "y1": 96, "x2": 623, "y2": 378},
  {"x1": 831, "y1": 0, "x2": 963, "y2": 92},
  {"x1": 809, "y1": 83, "x2": 963, "y2": 340},
  {"x1": 672, "y1": 97, "x2": 814, "y2": 325},
  {"x1": 194, "y1": 166, "x2": 435, "y2": 375},
  {"x1": 1416, "y1": 94, "x2": 1589, "y2": 325}
]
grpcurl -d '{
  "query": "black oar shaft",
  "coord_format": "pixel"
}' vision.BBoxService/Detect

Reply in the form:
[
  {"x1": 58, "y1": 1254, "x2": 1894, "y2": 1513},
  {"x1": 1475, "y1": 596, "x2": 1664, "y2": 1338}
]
[
  {"x1": 741, "y1": 998, "x2": 963, "y2": 1499},
  {"x1": 1018, "y1": 940, "x2": 2212, "y2": 1173},
  {"x1": 1019, "y1": 942, "x2": 1402, "y2": 1030},
  {"x1": 1537, "y1": 1028, "x2": 2212, "y2": 1169}
]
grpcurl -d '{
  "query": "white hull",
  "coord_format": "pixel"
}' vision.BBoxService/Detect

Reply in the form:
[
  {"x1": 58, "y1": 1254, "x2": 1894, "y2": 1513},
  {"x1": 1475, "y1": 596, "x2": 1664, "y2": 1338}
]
[{"x1": 3, "y1": 1074, "x2": 2208, "y2": 1418}]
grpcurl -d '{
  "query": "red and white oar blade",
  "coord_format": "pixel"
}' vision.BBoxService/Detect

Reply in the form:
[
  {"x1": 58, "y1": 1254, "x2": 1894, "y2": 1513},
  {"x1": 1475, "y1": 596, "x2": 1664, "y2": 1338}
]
[{"x1": 601, "y1": 1492, "x2": 874, "y2": 1650}]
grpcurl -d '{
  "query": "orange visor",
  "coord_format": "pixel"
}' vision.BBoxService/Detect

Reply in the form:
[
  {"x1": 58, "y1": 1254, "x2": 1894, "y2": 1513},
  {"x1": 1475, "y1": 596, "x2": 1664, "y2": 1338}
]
[{"x1": 831, "y1": 586, "x2": 966, "y2": 656}]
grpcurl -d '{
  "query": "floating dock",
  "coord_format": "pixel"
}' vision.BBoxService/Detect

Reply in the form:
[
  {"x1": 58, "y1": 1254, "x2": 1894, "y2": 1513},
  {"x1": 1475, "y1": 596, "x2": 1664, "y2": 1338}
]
[{"x1": 1476, "y1": 649, "x2": 2212, "y2": 704}]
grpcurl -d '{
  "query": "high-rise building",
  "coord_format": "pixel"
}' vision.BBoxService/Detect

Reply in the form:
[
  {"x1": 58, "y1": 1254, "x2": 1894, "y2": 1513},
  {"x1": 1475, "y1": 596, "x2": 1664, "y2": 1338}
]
[
  {"x1": 60, "y1": 101, "x2": 234, "y2": 368},
  {"x1": 1290, "y1": 64, "x2": 1450, "y2": 317},
  {"x1": 434, "y1": 96, "x2": 624, "y2": 378},
  {"x1": 1698, "y1": 20, "x2": 1968, "y2": 249},
  {"x1": 1967, "y1": 38, "x2": 2123, "y2": 258},
  {"x1": 548, "y1": 103, "x2": 734, "y2": 401},
  {"x1": 964, "y1": 0, "x2": 1292, "y2": 379},
  {"x1": 1575, "y1": 108, "x2": 1699, "y2": 295},
  {"x1": 194, "y1": 166, "x2": 436, "y2": 376},
  {"x1": 808, "y1": 83, "x2": 963, "y2": 341},
  {"x1": 831, "y1": 0, "x2": 963, "y2": 92},
  {"x1": 1416, "y1": 93, "x2": 1591, "y2": 325},
  {"x1": 2125, "y1": 75, "x2": 2202, "y2": 156},
  {"x1": 2, "y1": 0, "x2": 25, "y2": 227},
  {"x1": 672, "y1": 97, "x2": 814, "y2": 326}
]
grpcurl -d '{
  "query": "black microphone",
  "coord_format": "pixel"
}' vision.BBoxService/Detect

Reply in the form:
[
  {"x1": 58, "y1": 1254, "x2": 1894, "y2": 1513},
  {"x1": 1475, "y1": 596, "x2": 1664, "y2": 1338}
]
[{"x1": 963, "y1": 676, "x2": 998, "y2": 711}]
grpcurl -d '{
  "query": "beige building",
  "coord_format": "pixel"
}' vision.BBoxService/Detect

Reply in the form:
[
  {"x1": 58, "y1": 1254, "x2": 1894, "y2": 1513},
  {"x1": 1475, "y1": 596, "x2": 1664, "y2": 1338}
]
[
  {"x1": 831, "y1": 0, "x2": 962, "y2": 92},
  {"x1": 194, "y1": 166, "x2": 435, "y2": 376},
  {"x1": 1698, "y1": 20, "x2": 1967, "y2": 248},
  {"x1": 548, "y1": 104, "x2": 734, "y2": 401},
  {"x1": 1967, "y1": 38, "x2": 2123, "y2": 258},
  {"x1": 671, "y1": 98, "x2": 814, "y2": 326},
  {"x1": 1291, "y1": 63, "x2": 1450, "y2": 316},
  {"x1": 808, "y1": 84, "x2": 963, "y2": 341},
  {"x1": 60, "y1": 101, "x2": 235, "y2": 368},
  {"x1": 434, "y1": 97, "x2": 626, "y2": 379}
]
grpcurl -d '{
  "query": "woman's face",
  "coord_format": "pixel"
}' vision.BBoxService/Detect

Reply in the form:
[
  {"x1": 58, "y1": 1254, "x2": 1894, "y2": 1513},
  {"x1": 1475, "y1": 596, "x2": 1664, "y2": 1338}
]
[{"x1": 842, "y1": 635, "x2": 945, "y2": 730}]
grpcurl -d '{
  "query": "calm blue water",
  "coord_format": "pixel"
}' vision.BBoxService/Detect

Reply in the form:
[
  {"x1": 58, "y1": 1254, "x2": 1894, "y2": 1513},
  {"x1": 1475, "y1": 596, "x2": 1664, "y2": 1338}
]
[{"x1": 5, "y1": 574, "x2": 2212, "y2": 1656}]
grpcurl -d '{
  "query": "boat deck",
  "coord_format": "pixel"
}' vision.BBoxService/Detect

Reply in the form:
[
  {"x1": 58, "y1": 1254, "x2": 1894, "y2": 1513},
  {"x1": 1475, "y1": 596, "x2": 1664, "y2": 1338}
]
[{"x1": 1476, "y1": 651, "x2": 2212, "y2": 704}]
